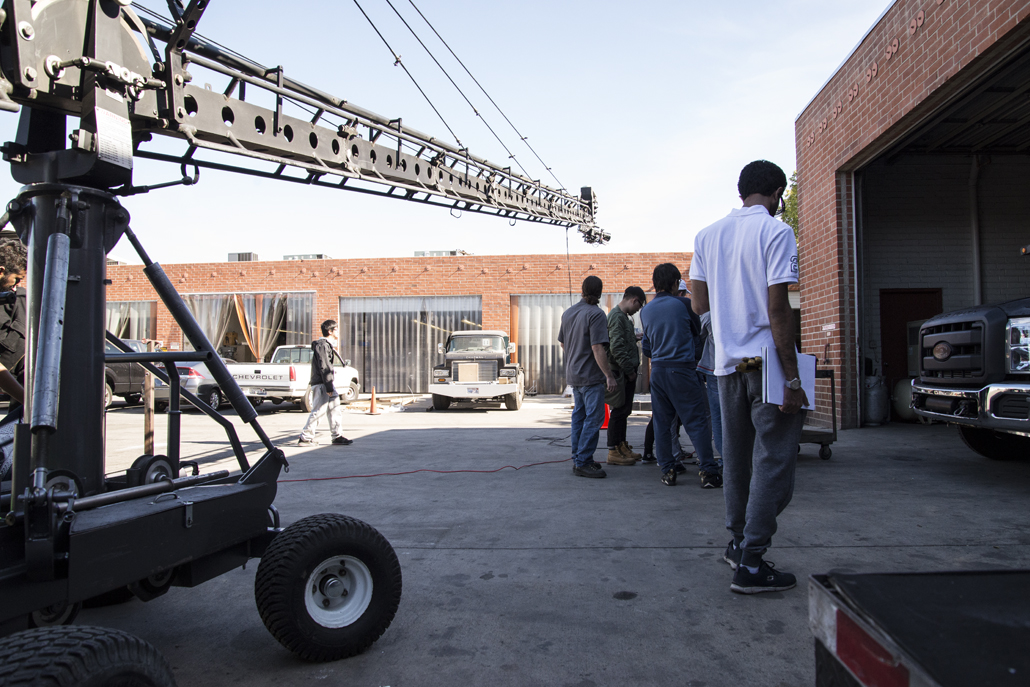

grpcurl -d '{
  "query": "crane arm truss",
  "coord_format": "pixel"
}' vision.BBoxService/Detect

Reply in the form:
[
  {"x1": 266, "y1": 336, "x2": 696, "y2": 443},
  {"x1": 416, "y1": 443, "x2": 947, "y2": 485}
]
[{"x1": 0, "y1": 0, "x2": 606, "y2": 243}]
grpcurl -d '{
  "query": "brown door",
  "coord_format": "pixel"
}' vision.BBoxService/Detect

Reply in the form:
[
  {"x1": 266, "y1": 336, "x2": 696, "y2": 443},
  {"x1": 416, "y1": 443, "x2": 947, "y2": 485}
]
[{"x1": 879, "y1": 288, "x2": 943, "y2": 392}]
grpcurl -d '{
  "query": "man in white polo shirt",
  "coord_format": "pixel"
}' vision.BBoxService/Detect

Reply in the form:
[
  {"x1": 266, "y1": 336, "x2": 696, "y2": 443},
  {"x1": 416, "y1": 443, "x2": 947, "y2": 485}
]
[{"x1": 689, "y1": 160, "x2": 807, "y2": 595}]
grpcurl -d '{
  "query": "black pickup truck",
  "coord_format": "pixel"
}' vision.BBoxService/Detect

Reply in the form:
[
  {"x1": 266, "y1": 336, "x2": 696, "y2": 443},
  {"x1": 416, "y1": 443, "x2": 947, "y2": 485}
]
[
  {"x1": 104, "y1": 339, "x2": 146, "y2": 408},
  {"x1": 910, "y1": 298, "x2": 1030, "y2": 459}
]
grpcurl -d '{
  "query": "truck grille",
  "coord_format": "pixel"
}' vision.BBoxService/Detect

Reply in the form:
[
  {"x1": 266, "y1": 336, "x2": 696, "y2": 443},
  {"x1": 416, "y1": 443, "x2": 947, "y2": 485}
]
[
  {"x1": 453, "y1": 361, "x2": 498, "y2": 382},
  {"x1": 921, "y1": 321, "x2": 983, "y2": 378},
  {"x1": 993, "y1": 394, "x2": 1030, "y2": 420}
]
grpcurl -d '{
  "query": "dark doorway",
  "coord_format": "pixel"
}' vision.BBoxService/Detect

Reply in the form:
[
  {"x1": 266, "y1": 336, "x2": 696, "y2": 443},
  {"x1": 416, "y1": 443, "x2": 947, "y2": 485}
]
[{"x1": 879, "y1": 288, "x2": 943, "y2": 392}]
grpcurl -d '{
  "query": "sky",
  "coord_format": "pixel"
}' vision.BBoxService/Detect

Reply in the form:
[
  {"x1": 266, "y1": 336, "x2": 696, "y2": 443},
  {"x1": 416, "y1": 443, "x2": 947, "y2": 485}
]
[{"x1": 0, "y1": 0, "x2": 893, "y2": 264}]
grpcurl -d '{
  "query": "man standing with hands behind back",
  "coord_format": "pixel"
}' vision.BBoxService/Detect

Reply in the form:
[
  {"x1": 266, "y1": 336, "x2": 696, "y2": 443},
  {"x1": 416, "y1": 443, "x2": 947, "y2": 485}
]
[
  {"x1": 690, "y1": 159, "x2": 807, "y2": 594},
  {"x1": 559, "y1": 276, "x2": 618, "y2": 479}
]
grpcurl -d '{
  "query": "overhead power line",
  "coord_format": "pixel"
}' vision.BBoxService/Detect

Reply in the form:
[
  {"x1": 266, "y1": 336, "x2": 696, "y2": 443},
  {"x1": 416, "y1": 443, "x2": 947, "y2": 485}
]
[{"x1": 405, "y1": 0, "x2": 567, "y2": 192}]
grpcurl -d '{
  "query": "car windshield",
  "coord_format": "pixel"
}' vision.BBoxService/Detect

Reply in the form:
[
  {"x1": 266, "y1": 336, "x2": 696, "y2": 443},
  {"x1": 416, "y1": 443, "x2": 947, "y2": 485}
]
[{"x1": 447, "y1": 336, "x2": 504, "y2": 353}]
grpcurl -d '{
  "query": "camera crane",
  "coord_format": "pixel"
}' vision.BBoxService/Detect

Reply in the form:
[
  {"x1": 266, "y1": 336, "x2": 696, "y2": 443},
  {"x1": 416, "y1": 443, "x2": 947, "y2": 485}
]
[{"x1": 0, "y1": 0, "x2": 601, "y2": 681}]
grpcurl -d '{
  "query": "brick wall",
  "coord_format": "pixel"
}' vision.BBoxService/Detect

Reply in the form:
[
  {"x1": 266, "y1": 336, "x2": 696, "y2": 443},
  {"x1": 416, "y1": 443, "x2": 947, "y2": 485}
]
[
  {"x1": 106, "y1": 252, "x2": 692, "y2": 348},
  {"x1": 796, "y1": 0, "x2": 1030, "y2": 428}
]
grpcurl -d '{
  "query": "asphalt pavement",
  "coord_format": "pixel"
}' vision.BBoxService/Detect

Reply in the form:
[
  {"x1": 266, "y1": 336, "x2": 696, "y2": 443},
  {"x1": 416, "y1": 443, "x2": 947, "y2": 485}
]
[{"x1": 87, "y1": 396, "x2": 1030, "y2": 687}]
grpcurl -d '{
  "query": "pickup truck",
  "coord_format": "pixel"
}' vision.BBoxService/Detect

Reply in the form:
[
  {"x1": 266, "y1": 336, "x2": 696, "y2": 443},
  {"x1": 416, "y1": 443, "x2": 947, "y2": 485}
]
[
  {"x1": 911, "y1": 298, "x2": 1030, "y2": 459},
  {"x1": 228, "y1": 344, "x2": 361, "y2": 411},
  {"x1": 104, "y1": 339, "x2": 146, "y2": 408},
  {"x1": 429, "y1": 330, "x2": 525, "y2": 410}
]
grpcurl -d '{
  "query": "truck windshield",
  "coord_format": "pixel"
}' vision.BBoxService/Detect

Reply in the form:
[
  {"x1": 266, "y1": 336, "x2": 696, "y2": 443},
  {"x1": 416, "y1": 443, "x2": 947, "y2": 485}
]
[
  {"x1": 448, "y1": 336, "x2": 505, "y2": 353},
  {"x1": 272, "y1": 348, "x2": 313, "y2": 364}
]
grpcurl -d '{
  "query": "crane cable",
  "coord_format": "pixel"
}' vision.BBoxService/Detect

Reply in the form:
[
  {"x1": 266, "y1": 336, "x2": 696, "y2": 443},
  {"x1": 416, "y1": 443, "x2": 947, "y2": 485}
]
[
  {"x1": 352, "y1": 0, "x2": 466, "y2": 153},
  {"x1": 381, "y1": 0, "x2": 536, "y2": 184},
  {"x1": 405, "y1": 0, "x2": 568, "y2": 193}
]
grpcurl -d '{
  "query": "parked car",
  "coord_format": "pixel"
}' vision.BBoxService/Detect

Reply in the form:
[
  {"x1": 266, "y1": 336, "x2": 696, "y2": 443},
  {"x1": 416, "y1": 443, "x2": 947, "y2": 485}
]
[
  {"x1": 104, "y1": 339, "x2": 146, "y2": 408},
  {"x1": 227, "y1": 345, "x2": 360, "y2": 411},
  {"x1": 153, "y1": 358, "x2": 238, "y2": 412}
]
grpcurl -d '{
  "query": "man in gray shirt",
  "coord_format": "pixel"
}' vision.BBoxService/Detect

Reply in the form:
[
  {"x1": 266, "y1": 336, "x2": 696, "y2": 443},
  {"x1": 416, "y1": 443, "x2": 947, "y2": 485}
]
[{"x1": 558, "y1": 276, "x2": 617, "y2": 478}]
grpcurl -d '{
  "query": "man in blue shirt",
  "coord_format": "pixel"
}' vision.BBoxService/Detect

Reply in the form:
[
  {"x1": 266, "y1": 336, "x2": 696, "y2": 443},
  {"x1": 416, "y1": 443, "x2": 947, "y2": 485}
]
[
  {"x1": 558, "y1": 276, "x2": 617, "y2": 478},
  {"x1": 640, "y1": 263, "x2": 719, "y2": 488}
]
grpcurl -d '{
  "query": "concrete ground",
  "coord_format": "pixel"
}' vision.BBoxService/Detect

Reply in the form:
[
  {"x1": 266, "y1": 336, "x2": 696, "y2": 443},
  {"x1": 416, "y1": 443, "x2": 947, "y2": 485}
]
[{"x1": 82, "y1": 396, "x2": 1030, "y2": 687}]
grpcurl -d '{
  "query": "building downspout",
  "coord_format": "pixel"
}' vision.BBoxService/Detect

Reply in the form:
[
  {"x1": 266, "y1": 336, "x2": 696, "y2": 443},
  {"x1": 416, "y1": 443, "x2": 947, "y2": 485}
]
[
  {"x1": 970, "y1": 156, "x2": 983, "y2": 306},
  {"x1": 839, "y1": 172, "x2": 852, "y2": 429}
]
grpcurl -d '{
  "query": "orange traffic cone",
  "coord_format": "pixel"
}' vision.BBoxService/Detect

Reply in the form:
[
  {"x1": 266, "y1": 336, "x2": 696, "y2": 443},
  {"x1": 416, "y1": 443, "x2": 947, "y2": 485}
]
[
  {"x1": 367, "y1": 386, "x2": 381, "y2": 415},
  {"x1": 601, "y1": 403, "x2": 610, "y2": 429}
]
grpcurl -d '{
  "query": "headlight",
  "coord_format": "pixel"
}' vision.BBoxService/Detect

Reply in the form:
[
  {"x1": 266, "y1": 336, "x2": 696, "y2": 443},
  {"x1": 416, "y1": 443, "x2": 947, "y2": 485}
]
[
  {"x1": 435, "y1": 368, "x2": 450, "y2": 377},
  {"x1": 498, "y1": 368, "x2": 517, "y2": 377},
  {"x1": 1006, "y1": 317, "x2": 1030, "y2": 373}
]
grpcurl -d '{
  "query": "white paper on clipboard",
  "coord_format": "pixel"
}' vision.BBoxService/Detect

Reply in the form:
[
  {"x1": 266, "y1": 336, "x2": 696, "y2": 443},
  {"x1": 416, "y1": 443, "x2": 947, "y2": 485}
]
[{"x1": 761, "y1": 346, "x2": 816, "y2": 410}]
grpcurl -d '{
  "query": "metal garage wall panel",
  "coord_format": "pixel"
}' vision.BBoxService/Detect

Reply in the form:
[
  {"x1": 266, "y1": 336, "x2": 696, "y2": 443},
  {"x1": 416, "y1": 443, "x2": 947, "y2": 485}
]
[
  {"x1": 338, "y1": 296, "x2": 482, "y2": 393},
  {"x1": 512, "y1": 293, "x2": 639, "y2": 395}
]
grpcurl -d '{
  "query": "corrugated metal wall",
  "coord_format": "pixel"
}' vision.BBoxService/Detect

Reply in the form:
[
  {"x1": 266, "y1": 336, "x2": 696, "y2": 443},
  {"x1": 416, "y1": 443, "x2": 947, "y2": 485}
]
[
  {"x1": 512, "y1": 293, "x2": 643, "y2": 395},
  {"x1": 338, "y1": 296, "x2": 482, "y2": 393}
]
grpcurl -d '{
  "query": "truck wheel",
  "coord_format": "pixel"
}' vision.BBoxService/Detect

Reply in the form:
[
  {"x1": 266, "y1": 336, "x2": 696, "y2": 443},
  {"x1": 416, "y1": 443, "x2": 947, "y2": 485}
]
[
  {"x1": 958, "y1": 426, "x2": 1027, "y2": 460},
  {"x1": 103, "y1": 381, "x2": 114, "y2": 409},
  {"x1": 123, "y1": 393, "x2": 141, "y2": 406},
  {"x1": 255, "y1": 514, "x2": 402, "y2": 662},
  {"x1": 340, "y1": 382, "x2": 359, "y2": 405},
  {"x1": 0, "y1": 625, "x2": 176, "y2": 687},
  {"x1": 155, "y1": 401, "x2": 168, "y2": 413},
  {"x1": 504, "y1": 379, "x2": 524, "y2": 410},
  {"x1": 28, "y1": 600, "x2": 81, "y2": 628},
  {"x1": 432, "y1": 394, "x2": 450, "y2": 411},
  {"x1": 301, "y1": 387, "x2": 315, "y2": 413}
]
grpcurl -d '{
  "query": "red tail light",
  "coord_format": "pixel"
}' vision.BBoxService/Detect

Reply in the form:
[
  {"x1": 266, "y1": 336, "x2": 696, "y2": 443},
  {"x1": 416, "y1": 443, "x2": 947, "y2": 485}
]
[
  {"x1": 177, "y1": 367, "x2": 204, "y2": 378},
  {"x1": 289, "y1": 366, "x2": 296, "y2": 382}
]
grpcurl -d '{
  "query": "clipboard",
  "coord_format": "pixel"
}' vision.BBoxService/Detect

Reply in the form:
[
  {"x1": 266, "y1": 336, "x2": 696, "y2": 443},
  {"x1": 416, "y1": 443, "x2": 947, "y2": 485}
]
[{"x1": 761, "y1": 346, "x2": 816, "y2": 410}]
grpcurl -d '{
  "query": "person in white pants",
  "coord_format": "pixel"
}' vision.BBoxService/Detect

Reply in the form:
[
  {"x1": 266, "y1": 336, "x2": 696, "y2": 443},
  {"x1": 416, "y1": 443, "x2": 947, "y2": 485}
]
[{"x1": 298, "y1": 319, "x2": 353, "y2": 446}]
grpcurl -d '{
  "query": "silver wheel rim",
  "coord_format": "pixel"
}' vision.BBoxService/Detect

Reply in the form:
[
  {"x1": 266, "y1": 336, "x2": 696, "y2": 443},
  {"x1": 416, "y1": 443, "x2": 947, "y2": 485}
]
[
  {"x1": 145, "y1": 459, "x2": 173, "y2": 484},
  {"x1": 208, "y1": 391, "x2": 219, "y2": 408},
  {"x1": 303, "y1": 555, "x2": 373, "y2": 628}
]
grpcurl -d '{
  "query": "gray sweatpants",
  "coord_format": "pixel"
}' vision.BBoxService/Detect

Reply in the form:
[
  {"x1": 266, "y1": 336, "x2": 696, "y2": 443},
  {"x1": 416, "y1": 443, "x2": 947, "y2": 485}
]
[{"x1": 718, "y1": 370, "x2": 806, "y2": 569}]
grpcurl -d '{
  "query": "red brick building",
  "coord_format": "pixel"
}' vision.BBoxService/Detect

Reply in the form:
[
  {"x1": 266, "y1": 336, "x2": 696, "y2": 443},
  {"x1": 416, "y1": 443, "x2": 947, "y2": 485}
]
[
  {"x1": 106, "y1": 252, "x2": 694, "y2": 395},
  {"x1": 796, "y1": 0, "x2": 1030, "y2": 428}
]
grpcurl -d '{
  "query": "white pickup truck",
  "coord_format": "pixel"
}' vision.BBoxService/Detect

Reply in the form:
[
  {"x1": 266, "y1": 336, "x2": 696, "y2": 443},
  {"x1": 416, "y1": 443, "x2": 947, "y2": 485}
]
[{"x1": 228, "y1": 345, "x2": 361, "y2": 411}]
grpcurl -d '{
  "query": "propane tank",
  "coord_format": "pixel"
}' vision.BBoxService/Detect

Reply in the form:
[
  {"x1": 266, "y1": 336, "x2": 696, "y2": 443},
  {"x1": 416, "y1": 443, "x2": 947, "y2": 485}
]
[
  {"x1": 863, "y1": 376, "x2": 889, "y2": 426},
  {"x1": 892, "y1": 378, "x2": 917, "y2": 422}
]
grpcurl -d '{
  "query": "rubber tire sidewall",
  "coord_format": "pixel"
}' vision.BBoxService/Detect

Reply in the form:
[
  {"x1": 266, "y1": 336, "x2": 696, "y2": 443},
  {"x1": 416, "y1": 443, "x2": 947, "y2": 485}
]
[
  {"x1": 959, "y1": 425, "x2": 1027, "y2": 460},
  {"x1": 104, "y1": 381, "x2": 114, "y2": 409},
  {"x1": 432, "y1": 394, "x2": 450, "y2": 410},
  {"x1": 255, "y1": 515, "x2": 402, "y2": 662}
]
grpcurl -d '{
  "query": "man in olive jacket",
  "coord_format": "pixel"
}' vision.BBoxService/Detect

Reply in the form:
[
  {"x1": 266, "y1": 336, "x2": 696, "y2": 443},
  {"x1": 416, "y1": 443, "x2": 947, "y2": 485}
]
[{"x1": 605, "y1": 286, "x2": 646, "y2": 465}]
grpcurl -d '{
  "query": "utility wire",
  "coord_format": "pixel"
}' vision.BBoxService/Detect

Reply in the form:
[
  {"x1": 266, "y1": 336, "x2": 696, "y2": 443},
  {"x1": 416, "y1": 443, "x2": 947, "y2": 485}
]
[
  {"x1": 352, "y1": 0, "x2": 465, "y2": 152},
  {"x1": 381, "y1": 0, "x2": 535, "y2": 182},
  {"x1": 406, "y1": 0, "x2": 567, "y2": 192}
]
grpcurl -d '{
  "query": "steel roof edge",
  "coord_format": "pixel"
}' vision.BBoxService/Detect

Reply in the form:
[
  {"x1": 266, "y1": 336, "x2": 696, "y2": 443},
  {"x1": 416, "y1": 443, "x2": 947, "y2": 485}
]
[{"x1": 795, "y1": 0, "x2": 899, "y2": 123}]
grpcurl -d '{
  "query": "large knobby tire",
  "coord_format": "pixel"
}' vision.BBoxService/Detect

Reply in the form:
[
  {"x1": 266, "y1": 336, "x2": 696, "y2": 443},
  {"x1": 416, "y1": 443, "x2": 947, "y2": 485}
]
[
  {"x1": 431, "y1": 394, "x2": 451, "y2": 411},
  {"x1": 0, "y1": 625, "x2": 176, "y2": 687},
  {"x1": 255, "y1": 514, "x2": 402, "y2": 662},
  {"x1": 958, "y1": 426, "x2": 1029, "y2": 461}
]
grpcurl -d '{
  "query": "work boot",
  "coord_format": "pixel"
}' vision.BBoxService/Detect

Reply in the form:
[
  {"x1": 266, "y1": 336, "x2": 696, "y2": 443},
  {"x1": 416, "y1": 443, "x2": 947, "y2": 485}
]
[
  {"x1": 607, "y1": 447, "x2": 636, "y2": 465},
  {"x1": 618, "y1": 441, "x2": 642, "y2": 461}
]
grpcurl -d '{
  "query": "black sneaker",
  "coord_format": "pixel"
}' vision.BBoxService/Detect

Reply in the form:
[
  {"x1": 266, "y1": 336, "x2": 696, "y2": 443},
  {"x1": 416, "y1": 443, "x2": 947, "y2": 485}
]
[
  {"x1": 723, "y1": 541, "x2": 742, "y2": 570},
  {"x1": 640, "y1": 453, "x2": 657, "y2": 463},
  {"x1": 730, "y1": 561, "x2": 796, "y2": 594},
  {"x1": 661, "y1": 469, "x2": 677, "y2": 486},
  {"x1": 298, "y1": 437, "x2": 314, "y2": 445},
  {"x1": 573, "y1": 462, "x2": 607, "y2": 479},
  {"x1": 700, "y1": 471, "x2": 723, "y2": 489},
  {"x1": 332, "y1": 436, "x2": 354, "y2": 445}
]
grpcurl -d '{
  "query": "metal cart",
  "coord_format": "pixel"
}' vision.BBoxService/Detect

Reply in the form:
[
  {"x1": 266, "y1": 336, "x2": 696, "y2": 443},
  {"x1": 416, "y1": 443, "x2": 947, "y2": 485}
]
[{"x1": 800, "y1": 369, "x2": 837, "y2": 459}]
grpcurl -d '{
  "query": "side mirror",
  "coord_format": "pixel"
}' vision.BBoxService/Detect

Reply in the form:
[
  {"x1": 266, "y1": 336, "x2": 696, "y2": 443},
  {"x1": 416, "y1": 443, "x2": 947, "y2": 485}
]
[
  {"x1": 437, "y1": 342, "x2": 445, "y2": 355},
  {"x1": 507, "y1": 343, "x2": 516, "y2": 354},
  {"x1": 344, "y1": 359, "x2": 351, "y2": 367}
]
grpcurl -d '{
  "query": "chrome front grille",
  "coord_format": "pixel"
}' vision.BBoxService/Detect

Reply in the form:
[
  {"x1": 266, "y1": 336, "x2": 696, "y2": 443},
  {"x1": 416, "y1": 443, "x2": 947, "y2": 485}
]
[{"x1": 453, "y1": 361, "x2": 498, "y2": 382}]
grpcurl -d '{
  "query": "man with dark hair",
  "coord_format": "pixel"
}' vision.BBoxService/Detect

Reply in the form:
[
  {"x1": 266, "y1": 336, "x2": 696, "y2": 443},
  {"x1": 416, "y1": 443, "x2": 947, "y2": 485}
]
[
  {"x1": 558, "y1": 276, "x2": 617, "y2": 478},
  {"x1": 640, "y1": 263, "x2": 719, "y2": 488},
  {"x1": 298, "y1": 319, "x2": 353, "y2": 446},
  {"x1": 605, "y1": 285, "x2": 646, "y2": 465},
  {"x1": 690, "y1": 159, "x2": 806, "y2": 594}
]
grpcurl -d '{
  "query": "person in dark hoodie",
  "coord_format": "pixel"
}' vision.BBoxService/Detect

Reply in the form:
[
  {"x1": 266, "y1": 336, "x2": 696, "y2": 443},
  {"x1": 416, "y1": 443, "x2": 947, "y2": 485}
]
[
  {"x1": 298, "y1": 319, "x2": 353, "y2": 446},
  {"x1": 640, "y1": 264, "x2": 720, "y2": 488}
]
